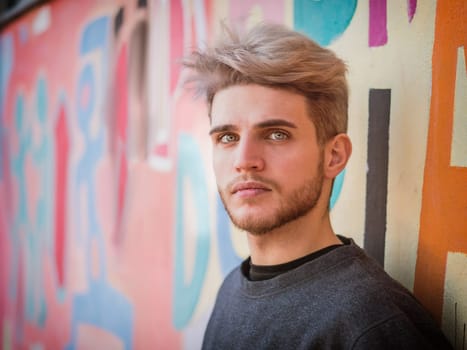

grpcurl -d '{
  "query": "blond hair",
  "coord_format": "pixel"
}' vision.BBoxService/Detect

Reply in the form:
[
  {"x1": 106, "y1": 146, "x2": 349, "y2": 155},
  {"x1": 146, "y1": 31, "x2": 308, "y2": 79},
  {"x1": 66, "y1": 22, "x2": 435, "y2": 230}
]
[{"x1": 183, "y1": 23, "x2": 348, "y2": 145}]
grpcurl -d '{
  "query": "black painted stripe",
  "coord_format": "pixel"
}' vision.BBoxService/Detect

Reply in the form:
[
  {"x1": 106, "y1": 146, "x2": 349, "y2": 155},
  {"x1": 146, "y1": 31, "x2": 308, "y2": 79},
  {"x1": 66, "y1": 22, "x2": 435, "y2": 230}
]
[{"x1": 364, "y1": 89, "x2": 391, "y2": 266}]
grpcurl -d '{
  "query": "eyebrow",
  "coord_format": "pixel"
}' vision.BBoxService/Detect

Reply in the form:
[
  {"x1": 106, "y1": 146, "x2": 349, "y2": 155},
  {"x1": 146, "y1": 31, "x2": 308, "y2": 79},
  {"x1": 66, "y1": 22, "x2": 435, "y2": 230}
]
[
  {"x1": 209, "y1": 118, "x2": 297, "y2": 135},
  {"x1": 209, "y1": 124, "x2": 238, "y2": 135},
  {"x1": 255, "y1": 119, "x2": 297, "y2": 129}
]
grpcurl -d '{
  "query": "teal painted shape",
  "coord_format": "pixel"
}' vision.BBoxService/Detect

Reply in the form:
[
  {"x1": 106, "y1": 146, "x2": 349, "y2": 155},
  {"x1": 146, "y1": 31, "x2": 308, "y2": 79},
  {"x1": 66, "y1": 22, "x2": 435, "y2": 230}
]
[
  {"x1": 294, "y1": 0, "x2": 357, "y2": 46},
  {"x1": 0, "y1": 34, "x2": 13, "y2": 116},
  {"x1": 0, "y1": 34, "x2": 14, "y2": 183},
  {"x1": 36, "y1": 77, "x2": 47, "y2": 123},
  {"x1": 330, "y1": 169, "x2": 345, "y2": 210},
  {"x1": 26, "y1": 76, "x2": 52, "y2": 327},
  {"x1": 173, "y1": 133, "x2": 210, "y2": 329}
]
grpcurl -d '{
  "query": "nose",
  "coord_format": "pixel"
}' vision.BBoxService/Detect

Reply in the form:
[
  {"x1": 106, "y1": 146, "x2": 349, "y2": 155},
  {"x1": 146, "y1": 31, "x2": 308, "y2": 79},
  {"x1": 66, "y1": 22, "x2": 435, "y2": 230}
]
[{"x1": 233, "y1": 137, "x2": 265, "y2": 172}]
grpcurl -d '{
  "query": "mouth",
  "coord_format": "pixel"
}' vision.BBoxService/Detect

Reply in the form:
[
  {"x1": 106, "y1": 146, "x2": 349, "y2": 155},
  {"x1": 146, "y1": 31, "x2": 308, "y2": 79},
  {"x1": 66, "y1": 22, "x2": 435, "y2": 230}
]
[{"x1": 231, "y1": 181, "x2": 272, "y2": 197}]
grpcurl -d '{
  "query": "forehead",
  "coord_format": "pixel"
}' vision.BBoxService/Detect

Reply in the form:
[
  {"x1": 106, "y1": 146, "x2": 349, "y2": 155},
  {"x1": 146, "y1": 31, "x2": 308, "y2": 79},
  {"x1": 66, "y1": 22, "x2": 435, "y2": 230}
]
[{"x1": 210, "y1": 84, "x2": 313, "y2": 128}]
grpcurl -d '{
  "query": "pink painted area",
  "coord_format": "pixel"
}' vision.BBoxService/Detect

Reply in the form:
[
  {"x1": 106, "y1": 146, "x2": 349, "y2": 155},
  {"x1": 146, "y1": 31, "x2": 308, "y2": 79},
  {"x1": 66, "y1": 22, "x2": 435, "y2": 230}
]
[
  {"x1": 229, "y1": 0, "x2": 286, "y2": 25},
  {"x1": 22, "y1": 261, "x2": 72, "y2": 349},
  {"x1": 1, "y1": 136, "x2": 12, "y2": 227},
  {"x1": 116, "y1": 153, "x2": 127, "y2": 242},
  {"x1": 94, "y1": 157, "x2": 115, "y2": 241},
  {"x1": 117, "y1": 165, "x2": 180, "y2": 350},
  {"x1": 54, "y1": 103, "x2": 68, "y2": 287},
  {"x1": 0, "y1": 185, "x2": 5, "y2": 348},
  {"x1": 407, "y1": 0, "x2": 417, "y2": 23},
  {"x1": 77, "y1": 324, "x2": 124, "y2": 349},
  {"x1": 152, "y1": 143, "x2": 169, "y2": 157},
  {"x1": 369, "y1": 0, "x2": 388, "y2": 47},
  {"x1": 116, "y1": 45, "x2": 128, "y2": 142},
  {"x1": 15, "y1": 248, "x2": 25, "y2": 348},
  {"x1": 25, "y1": 155, "x2": 40, "y2": 230},
  {"x1": 114, "y1": 43, "x2": 128, "y2": 245},
  {"x1": 10, "y1": 141, "x2": 19, "y2": 223},
  {"x1": 79, "y1": 84, "x2": 91, "y2": 111},
  {"x1": 170, "y1": 0, "x2": 183, "y2": 94}
]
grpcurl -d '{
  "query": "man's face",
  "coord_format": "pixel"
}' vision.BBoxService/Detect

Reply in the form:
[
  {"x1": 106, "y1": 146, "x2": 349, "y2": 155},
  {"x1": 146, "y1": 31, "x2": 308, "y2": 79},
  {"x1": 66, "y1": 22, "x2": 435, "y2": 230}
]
[{"x1": 210, "y1": 84, "x2": 325, "y2": 235}]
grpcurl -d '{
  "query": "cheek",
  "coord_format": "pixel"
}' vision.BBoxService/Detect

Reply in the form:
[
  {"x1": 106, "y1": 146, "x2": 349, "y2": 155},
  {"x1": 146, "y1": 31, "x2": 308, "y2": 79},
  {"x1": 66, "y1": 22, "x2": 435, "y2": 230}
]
[
  {"x1": 212, "y1": 152, "x2": 230, "y2": 182},
  {"x1": 274, "y1": 150, "x2": 320, "y2": 177}
]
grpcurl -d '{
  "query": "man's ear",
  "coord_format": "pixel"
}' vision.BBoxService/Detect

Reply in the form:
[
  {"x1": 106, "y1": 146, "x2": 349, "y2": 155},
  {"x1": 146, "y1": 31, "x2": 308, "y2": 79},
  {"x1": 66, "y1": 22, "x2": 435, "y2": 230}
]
[{"x1": 323, "y1": 133, "x2": 352, "y2": 179}]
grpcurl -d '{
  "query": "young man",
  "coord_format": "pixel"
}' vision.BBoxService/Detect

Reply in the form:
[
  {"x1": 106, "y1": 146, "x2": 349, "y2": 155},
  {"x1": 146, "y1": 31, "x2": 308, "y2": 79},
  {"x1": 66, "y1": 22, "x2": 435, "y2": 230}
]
[{"x1": 184, "y1": 23, "x2": 452, "y2": 349}]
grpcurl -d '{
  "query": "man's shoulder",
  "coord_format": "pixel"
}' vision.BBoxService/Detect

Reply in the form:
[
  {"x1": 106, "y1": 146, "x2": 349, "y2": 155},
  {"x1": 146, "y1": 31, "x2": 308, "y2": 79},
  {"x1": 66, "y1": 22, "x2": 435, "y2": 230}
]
[
  {"x1": 306, "y1": 243, "x2": 424, "y2": 314},
  {"x1": 311, "y1": 244, "x2": 451, "y2": 340},
  {"x1": 205, "y1": 243, "x2": 452, "y2": 349},
  {"x1": 215, "y1": 263, "x2": 245, "y2": 296}
]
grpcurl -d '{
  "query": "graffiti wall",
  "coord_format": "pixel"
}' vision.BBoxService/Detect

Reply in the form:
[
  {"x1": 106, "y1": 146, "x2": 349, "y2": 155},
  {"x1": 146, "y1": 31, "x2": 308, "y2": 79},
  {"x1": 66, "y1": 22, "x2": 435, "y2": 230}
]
[{"x1": 0, "y1": 0, "x2": 465, "y2": 349}]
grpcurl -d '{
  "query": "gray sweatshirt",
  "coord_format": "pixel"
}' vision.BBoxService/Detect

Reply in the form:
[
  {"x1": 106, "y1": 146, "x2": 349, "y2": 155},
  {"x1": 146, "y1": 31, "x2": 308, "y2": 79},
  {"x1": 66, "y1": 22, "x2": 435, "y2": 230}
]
[{"x1": 202, "y1": 238, "x2": 452, "y2": 349}]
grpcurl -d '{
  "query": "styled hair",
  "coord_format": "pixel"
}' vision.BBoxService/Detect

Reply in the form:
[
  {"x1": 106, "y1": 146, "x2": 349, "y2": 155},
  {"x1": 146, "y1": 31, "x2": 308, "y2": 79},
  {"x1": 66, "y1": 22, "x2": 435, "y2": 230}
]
[{"x1": 183, "y1": 23, "x2": 348, "y2": 145}]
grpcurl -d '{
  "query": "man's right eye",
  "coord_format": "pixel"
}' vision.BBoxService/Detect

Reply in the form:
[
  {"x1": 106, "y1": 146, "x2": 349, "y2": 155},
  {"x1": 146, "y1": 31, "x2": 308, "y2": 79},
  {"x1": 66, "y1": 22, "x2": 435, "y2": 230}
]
[{"x1": 219, "y1": 133, "x2": 238, "y2": 144}]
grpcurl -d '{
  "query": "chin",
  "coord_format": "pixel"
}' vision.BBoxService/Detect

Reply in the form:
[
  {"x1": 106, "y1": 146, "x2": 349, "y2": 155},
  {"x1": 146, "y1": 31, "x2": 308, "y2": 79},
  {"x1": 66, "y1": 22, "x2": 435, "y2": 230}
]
[
  {"x1": 231, "y1": 212, "x2": 278, "y2": 234},
  {"x1": 232, "y1": 206, "x2": 270, "y2": 221}
]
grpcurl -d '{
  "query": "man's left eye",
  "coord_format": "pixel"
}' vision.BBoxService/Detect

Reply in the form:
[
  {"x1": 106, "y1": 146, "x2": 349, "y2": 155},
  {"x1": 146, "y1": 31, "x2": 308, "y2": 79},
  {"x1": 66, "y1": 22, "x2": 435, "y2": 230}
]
[{"x1": 268, "y1": 131, "x2": 288, "y2": 141}]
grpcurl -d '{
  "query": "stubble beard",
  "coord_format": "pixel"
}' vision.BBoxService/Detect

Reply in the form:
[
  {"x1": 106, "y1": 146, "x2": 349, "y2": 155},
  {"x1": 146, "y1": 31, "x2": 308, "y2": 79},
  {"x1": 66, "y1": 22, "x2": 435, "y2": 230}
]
[{"x1": 219, "y1": 162, "x2": 325, "y2": 236}]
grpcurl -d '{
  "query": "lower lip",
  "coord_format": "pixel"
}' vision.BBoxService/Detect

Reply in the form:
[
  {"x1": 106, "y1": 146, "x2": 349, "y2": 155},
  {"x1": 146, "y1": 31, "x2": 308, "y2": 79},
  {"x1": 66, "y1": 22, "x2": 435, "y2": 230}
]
[{"x1": 234, "y1": 188, "x2": 269, "y2": 198}]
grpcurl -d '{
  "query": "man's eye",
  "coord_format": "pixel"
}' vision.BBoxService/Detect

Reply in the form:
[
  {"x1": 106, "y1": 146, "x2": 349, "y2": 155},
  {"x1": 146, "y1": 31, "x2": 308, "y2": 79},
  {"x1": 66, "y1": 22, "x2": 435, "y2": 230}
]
[
  {"x1": 219, "y1": 133, "x2": 238, "y2": 143},
  {"x1": 268, "y1": 131, "x2": 288, "y2": 141}
]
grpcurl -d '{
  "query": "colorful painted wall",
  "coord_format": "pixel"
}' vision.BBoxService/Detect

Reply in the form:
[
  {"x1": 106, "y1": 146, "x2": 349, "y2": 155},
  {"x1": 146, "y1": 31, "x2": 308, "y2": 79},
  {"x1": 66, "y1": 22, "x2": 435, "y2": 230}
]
[{"x1": 0, "y1": 0, "x2": 465, "y2": 349}]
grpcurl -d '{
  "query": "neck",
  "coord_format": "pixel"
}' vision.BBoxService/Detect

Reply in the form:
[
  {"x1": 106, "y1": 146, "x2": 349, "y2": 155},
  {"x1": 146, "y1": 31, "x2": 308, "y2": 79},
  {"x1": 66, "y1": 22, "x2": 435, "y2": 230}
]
[{"x1": 247, "y1": 208, "x2": 341, "y2": 266}]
